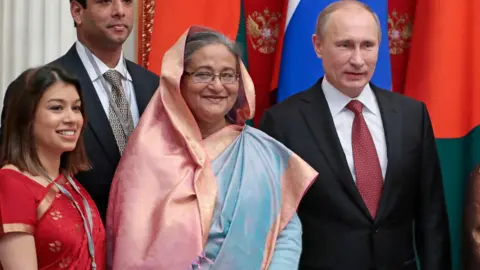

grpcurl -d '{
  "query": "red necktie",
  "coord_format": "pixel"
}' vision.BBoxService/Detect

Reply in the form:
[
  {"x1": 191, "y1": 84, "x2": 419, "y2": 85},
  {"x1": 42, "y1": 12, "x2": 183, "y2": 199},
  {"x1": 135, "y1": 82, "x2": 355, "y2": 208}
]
[{"x1": 346, "y1": 100, "x2": 383, "y2": 218}]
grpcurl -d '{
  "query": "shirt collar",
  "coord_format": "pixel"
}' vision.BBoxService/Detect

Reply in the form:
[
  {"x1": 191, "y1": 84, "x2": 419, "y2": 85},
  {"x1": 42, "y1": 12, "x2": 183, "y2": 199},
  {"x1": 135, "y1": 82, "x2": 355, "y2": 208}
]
[
  {"x1": 75, "y1": 41, "x2": 131, "y2": 82},
  {"x1": 322, "y1": 77, "x2": 380, "y2": 117}
]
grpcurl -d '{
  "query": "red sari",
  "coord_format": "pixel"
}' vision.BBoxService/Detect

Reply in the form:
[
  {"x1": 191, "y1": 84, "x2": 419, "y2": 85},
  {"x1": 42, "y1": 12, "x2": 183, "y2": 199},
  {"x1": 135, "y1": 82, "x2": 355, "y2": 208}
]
[{"x1": 0, "y1": 169, "x2": 105, "y2": 269}]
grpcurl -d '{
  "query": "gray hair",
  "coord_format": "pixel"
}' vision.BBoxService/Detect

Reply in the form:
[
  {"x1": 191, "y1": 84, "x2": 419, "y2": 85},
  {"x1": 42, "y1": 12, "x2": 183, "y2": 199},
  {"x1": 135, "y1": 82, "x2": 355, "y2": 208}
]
[
  {"x1": 315, "y1": 0, "x2": 382, "y2": 42},
  {"x1": 184, "y1": 31, "x2": 241, "y2": 66}
]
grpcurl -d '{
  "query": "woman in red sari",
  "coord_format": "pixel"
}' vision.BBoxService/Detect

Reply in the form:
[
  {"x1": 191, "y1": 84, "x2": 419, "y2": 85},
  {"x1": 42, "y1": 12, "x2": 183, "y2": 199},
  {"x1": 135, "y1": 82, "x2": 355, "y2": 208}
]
[{"x1": 0, "y1": 66, "x2": 105, "y2": 269}]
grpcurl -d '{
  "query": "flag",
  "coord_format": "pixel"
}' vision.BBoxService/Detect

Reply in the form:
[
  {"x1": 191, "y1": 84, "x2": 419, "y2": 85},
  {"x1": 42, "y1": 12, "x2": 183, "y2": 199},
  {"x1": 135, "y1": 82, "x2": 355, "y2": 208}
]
[
  {"x1": 243, "y1": 0, "x2": 284, "y2": 126},
  {"x1": 403, "y1": 0, "x2": 480, "y2": 269},
  {"x1": 147, "y1": 0, "x2": 241, "y2": 75},
  {"x1": 236, "y1": 0, "x2": 254, "y2": 126},
  {"x1": 274, "y1": 0, "x2": 392, "y2": 102},
  {"x1": 387, "y1": 0, "x2": 415, "y2": 94},
  {"x1": 236, "y1": 0, "x2": 249, "y2": 68}
]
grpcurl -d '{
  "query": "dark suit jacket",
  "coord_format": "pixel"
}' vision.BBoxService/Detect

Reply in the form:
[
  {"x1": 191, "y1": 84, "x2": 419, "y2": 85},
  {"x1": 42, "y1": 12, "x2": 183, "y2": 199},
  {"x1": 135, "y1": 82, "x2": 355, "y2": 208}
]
[
  {"x1": 463, "y1": 165, "x2": 480, "y2": 270},
  {"x1": 1, "y1": 45, "x2": 159, "y2": 221},
  {"x1": 259, "y1": 79, "x2": 451, "y2": 270}
]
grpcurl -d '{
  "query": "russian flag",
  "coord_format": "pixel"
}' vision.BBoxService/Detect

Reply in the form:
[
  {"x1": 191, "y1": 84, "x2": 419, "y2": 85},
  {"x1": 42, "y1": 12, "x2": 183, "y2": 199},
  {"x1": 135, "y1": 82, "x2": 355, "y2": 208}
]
[{"x1": 275, "y1": 0, "x2": 392, "y2": 102}]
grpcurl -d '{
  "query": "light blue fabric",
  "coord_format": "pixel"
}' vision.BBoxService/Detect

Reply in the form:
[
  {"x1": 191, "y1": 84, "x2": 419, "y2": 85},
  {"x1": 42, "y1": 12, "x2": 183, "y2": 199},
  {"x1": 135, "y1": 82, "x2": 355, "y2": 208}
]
[
  {"x1": 268, "y1": 213, "x2": 302, "y2": 270},
  {"x1": 192, "y1": 126, "x2": 302, "y2": 270}
]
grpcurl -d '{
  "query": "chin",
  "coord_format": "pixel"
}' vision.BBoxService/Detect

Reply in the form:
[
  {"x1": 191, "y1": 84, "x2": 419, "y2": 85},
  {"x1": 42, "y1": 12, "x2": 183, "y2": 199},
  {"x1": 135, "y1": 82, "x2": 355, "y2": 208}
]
[
  {"x1": 102, "y1": 33, "x2": 127, "y2": 45},
  {"x1": 59, "y1": 144, "x2": 77, "y2": 153},
  {"x1": 197, "y1": 112, "x2": 226, "y2": 124},
  {"x1": 345, "y1": 81, "x2": 368, "y2": 89},
  {"x1": 109, "y1": 37, "x2": 127, "y2": 46}
]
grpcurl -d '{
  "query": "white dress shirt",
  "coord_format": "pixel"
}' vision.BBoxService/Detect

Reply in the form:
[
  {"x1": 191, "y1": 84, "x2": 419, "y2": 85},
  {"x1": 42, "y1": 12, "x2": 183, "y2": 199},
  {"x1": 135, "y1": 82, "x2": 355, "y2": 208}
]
[
  {"x1": 322, "y1": 78, "x2": 388, "y2": 182},
  {"x1": 75, "y1": 41, "x2": 140, "y2": 126}
]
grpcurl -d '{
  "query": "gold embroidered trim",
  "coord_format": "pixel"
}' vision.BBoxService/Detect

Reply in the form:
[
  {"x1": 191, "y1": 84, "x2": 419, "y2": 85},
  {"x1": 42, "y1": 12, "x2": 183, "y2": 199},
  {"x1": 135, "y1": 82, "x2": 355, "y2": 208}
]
[
  {"x1": 2, "y1": 223, "x2": 35, "y2": 234},
  {"x1": 138, "y1": 0, "x2": 156, "y2": 68}
]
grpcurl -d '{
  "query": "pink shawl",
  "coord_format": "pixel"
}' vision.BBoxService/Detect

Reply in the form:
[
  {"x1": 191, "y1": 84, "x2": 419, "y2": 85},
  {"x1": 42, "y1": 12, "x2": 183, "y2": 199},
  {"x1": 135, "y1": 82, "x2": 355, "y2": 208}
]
[{"x1": 106, "y1": 25, "x2": 316, "y2": 269}]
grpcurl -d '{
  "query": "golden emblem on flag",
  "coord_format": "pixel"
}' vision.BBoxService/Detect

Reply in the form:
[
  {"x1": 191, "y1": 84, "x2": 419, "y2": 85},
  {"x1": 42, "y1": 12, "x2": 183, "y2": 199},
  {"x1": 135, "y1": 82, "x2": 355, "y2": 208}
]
[
  {"x1": 246, "y1": 8, "x2": 281, "y2": 54},
  {"x1": 388, "y1": 10, "x2": 412, "y2": 55}
]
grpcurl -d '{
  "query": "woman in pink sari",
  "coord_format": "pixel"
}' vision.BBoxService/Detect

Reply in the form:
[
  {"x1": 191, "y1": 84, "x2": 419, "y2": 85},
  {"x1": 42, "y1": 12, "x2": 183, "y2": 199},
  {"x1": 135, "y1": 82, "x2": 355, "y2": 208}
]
[{"x1": 107, "y1": 26, "x2": 318, "y2": 269}]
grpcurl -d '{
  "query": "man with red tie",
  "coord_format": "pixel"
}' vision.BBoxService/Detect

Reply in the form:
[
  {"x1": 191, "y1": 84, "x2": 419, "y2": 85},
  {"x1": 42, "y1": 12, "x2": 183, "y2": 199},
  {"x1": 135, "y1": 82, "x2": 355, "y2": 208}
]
[{"x1": 259, "y1": 1, "x2": 451, "y2": 269}]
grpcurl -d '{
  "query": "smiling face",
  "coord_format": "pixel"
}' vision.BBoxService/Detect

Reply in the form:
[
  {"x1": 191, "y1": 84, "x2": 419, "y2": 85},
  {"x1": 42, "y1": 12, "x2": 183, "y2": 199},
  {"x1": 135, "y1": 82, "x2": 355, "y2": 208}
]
[
  {"x1": 33, "y1": 81, "x2": 84, "y2": 156},
  {"x1": 71, "y1": 0, "x2": 134, "y2": 48},
  {"x1": 181, "y1": 43, "x2": 239, "y2": 132},
  {"x1": 312, "y1": 5, "x2": 379, "y2": 97}
]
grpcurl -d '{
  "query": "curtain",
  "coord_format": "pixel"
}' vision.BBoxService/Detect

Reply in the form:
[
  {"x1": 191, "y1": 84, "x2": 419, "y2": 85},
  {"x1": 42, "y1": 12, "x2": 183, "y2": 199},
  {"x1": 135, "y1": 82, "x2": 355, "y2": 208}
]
[{"x1": 0, "y1": 0, "x2": 76, "y2": 110}]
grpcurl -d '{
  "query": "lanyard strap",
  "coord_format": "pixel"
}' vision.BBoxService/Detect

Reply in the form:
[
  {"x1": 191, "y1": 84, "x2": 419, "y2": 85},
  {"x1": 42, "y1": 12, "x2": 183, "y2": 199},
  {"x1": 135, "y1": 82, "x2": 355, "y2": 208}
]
[
  {"x1": 83, "y1": 44, "x2": 133, "y2": 137},
  {"x1": 52, "y1": 175, "x2": 97, "y2": 270}
]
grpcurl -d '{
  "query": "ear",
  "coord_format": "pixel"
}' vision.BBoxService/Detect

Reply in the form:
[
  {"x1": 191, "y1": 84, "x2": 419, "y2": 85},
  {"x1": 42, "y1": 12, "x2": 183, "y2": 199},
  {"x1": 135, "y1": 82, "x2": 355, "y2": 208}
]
[
  {"x1": 71, "y1": 1, "x2": 84, "y2": 26},
  {"x1": 312, "y1": 34, "x2": 323, "y2": 59}
]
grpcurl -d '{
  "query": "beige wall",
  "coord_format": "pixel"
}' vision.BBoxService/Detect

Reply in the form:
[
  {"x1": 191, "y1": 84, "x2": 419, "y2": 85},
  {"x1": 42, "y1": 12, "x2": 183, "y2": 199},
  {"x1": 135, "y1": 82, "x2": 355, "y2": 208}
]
[
  {"x1": 0, "y1": 0, "x2": 77, "y2": 103},
  {"x1": 124, "y1": 0, "x2": 138, "y2": 63}
]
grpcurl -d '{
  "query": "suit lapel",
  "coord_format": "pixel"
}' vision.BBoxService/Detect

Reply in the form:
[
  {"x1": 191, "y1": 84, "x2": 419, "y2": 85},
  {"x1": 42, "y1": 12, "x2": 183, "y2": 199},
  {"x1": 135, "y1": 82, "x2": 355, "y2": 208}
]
[
  {"x1": 299, "y1": 80, "x2": 372, "y2": 220},
  {"x1": 127, "y1": 61, "x2": 150, "y2": 115},
  {"x1": 60, "y1": 45, "x2": 120, "y2": 165},
  {"x1": 372, "y1": 85, "x2": 402, "y2": 224}
]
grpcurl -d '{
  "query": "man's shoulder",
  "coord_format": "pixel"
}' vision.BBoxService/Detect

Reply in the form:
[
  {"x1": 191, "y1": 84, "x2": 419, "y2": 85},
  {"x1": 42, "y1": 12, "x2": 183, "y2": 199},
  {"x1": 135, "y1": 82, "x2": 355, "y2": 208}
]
[
  {"x1": 46, "y1": 46, "x2": 80, "y2": 72},
  {"x1": 48, "y1": 55, "x2": 70, "y2": 70},
  {"x1": 266, "y1": 85, "x2": 315, "y2": 118},
  {"x1": 125, "y1": 60, "x2": 159, "y2": 81},
  {"x1": 373, "y1": 85, "x2": 425, "y2": 109},
  {"x1": 46, "y1": 45, "x2": 159, "y2": 82}
]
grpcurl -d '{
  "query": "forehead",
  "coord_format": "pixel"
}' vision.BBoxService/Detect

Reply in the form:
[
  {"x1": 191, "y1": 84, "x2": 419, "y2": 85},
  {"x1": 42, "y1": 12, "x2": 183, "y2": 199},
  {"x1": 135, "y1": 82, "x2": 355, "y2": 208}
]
[
  {"x1": 188, "y1": 44, "x2": 237, "y2": 69},
  {"x1": 40, "y1": 82, "x2": 80, "y2": 101},
  {"x1": 325, "y1": 7, "x2": 378, "y2": 41},
  {"x1": 85, "y1": 0, "x2": 134, "y2": 10}
]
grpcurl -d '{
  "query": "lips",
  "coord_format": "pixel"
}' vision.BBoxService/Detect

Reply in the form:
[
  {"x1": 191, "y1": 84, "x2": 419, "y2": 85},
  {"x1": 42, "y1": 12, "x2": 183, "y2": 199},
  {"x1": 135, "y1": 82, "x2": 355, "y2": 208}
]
[
  {"x1": 56, "y1": 130, "x2": 77, "y2": 137},
  {"x1": 203, "y1": 95, "x2": 227, "y2": 99},
  {"x1": 345, "y1": 72, "x2": 365, "y2": 76},
  {"x1": 108, "y1": 24, "x2": 127, "y2": 32},
  {"x1": 202, "y1": 96, "x2": 227, "y2": 104},
  {"x1": 345, "y1": 71, "x2": 366, "y2": 76},
  {"x1": 202, "y1": 96, "x2": 228, "y2": 99}
]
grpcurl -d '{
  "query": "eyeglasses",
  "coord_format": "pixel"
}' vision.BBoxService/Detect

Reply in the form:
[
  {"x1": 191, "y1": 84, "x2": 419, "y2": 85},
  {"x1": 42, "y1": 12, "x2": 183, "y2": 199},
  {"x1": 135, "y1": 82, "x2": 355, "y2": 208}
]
[{"x1": 184, "y1": 70, "x2": 239, "y2": 84}]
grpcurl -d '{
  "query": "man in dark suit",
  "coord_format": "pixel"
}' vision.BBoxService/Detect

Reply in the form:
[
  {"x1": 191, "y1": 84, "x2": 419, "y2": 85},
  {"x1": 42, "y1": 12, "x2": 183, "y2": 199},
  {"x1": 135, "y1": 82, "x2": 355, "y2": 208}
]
[
  {"x1": 259, "y1": 1, "x2": 451, "y2": 269},
  {"x1": 1, "y1": 0, "x2": 159, "y2": 221}
]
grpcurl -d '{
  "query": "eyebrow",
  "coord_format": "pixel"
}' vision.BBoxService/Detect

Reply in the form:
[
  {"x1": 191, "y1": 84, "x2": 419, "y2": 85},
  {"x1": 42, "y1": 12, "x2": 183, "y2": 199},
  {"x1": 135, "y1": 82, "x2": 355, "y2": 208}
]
[
  {"x1": 193, "y1": 65, "x2": 236, "y2": 71},
  {"x1": 335, "y1": 38, "x2": 377, "y2": 43},
  {"x1": 193, "y1": 65, "x2": 214, "y2": 70},
  {"x1": 47, "y1": 98, "x2": 81, "y2": 103}
]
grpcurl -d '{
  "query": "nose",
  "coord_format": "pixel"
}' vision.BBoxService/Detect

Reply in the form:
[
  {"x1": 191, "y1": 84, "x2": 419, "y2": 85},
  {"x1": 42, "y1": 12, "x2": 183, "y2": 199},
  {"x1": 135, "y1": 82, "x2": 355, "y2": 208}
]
[
  {"x1": 112, "y1": 0, "x2": 126, "y2": 17},
  {"x1": 63, "y1": 108, "x2": 81, "y2": 124},
  {"x1": 207, "y1": 76, "x2": 224, "y2": 92},
  {"x1": 63, "y1": 110, "x2": 74, "y2": 123},
  {"x1": 349, "y1": 47, "x2": 365, "y2": 67}
]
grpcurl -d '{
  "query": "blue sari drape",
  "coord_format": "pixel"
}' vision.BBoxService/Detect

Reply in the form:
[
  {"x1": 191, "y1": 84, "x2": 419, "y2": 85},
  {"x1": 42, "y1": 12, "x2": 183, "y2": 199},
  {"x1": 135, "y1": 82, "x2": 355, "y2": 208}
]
[{"x1": 193, "y1": 126, "x2": 303, "y2": 269}]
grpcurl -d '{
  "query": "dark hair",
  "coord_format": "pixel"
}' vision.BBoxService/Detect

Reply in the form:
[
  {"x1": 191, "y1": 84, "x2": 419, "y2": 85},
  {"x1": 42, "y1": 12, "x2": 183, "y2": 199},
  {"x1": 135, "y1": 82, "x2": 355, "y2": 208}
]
[
  {"x1": 70, "y1": 0, "x2": 87, "y2": 8},
  {"x1": 70, "y1": 0, "x2": 87, "y2": 27},
  {"x1": 1, "y1": 66, "x2": 90, "y2": 176}
]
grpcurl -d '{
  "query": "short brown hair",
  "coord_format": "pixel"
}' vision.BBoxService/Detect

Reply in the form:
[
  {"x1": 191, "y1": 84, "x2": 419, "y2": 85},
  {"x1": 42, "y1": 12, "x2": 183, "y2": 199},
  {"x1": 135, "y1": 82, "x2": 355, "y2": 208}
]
[
  {"x1": 1, "y1": 66, "x2": 90, "y2": 176},
  {"x1": 315, "y1": 0, "x2": 381, "y2": 41}
]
